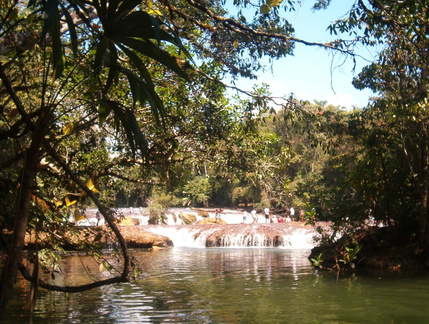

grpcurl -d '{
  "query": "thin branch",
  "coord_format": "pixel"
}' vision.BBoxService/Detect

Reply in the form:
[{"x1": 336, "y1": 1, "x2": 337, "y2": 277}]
[
  {"x1": 182, "y1": 0, "x2": 355, "y2": 54},
  {"x1": 0, "y1": 64, "x2": 34, "y2": 130},
  {"x1": 18, "y1": 261, "x2": 128, "y2": 293},
  {"x1": 46, "y1": 148, "x2": 131, "y2": 284}
]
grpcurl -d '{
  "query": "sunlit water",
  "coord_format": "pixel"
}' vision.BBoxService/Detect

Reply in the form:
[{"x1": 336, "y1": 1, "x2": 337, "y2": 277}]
[{"x1": 4, "y1": 248, "x2": 429, "y2": 323}]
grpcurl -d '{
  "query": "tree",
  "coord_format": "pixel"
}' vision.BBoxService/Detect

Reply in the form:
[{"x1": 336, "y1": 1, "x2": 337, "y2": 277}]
[
  {"x1": 303, "y1": 1, "x2": 429, "y2": 269},
  {"x1": 263, "y1": 100, "x2": 352, "y2": 214},
  {"x1": 0, "y1": 0, "x2": 195, "y2": 312},
  {"x1": 331, "y1": 0, "x2": 429, "y2": 248}
]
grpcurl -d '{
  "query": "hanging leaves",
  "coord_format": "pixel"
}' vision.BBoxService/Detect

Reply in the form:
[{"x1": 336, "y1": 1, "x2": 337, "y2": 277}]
[
  {"x1": 100, "y1": 99, "x2": 149, "y2": 157},
  {"x1": 54, "y1": 200, "x2": 63, "y2": 208},
  {"x1": 93, "y1": 0, "x2": 192, "y2": 115},
  {"x1": 260, "y1": 4, "x2": 270, "y2": 14},
  {"x1": 86, "y1": 179, "x2": 100, "y2": 193},
  {"x1": 260, "y1": 0, "x2": 283, "y2": 14},
  {"x1": 267, "y1": 0, "x2": 283, "y2": 7},
  {"x1": 147, "y1": 0, "x2": 162, "y2": 16},
  {"x1": 62, "y1": 123, "x2": 74, "y2": 135},
  {"x1": 40, "y1": 0, "x2": 64, "y2": 79},
  {"x1": 73, "y1": 207, "x2": 85, "y2": 221},
  {"x1": 32, "y1": 0, "x2": 194, "y2": 159},
  {"x1": 65, "y1": 196, "x2": 77, "y2": 207}
]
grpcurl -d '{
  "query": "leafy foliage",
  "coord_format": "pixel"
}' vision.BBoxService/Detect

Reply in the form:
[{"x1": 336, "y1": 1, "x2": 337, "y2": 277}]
[
  {"x1": 147, "y1": 189, "x2": 178, "y2": 224},
  {"x1": 183, "y1": 176, "x2": 212, "y2": 207}
]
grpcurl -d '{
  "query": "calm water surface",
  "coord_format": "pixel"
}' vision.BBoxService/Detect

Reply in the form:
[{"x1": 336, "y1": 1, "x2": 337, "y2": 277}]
[{"x1": 4, "y1": 248, "x2": 429, "y2": 323}]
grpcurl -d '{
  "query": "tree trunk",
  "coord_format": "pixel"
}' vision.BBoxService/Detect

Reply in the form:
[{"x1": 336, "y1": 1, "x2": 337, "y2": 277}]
[
  {"x1": 0, "y1": 105, "x2": 49, "y2": 315},
  {"x1": 0, "y1": 142, "x2": 42, "y2": 314}
]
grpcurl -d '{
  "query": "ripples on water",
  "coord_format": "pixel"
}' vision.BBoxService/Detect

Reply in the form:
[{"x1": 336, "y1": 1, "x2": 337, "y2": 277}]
[{"x1": 4, "y1": 248, "x2": 429, "y2": 323}]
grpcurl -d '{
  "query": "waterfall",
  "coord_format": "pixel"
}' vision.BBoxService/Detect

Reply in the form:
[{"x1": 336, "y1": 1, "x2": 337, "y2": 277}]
[
  {"x1": 220, "y1": 233, "x2": 272, "y2": 247},
  {"x1": 79, "y1": 208, "x2": 319, "y2": 249},
  {"x1": 145, "y1": 225, "x2": 316, "y2": 249},
  {"x1": 144, "y1": 226, "x2": 217, "y2": 248},
  {"x1": 280, "y1": 228, "x2": 316, "y2": 249}
]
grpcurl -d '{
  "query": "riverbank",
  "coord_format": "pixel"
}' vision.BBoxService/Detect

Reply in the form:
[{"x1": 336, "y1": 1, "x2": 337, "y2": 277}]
[{"x1": 309, "y1": 223, "x2": 429, "y2": 271}]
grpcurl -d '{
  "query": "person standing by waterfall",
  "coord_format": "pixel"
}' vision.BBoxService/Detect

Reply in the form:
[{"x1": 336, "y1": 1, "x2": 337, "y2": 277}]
[
  {"x1": 96, "y1": 211, "x2": 101, "y2": 226},
  {"x1": 299, "y1": 209, "x2": 305, "y2": 222},
  {"x1": 264, "y1": 207, "x2": 270, "y2": 223},
  {"x1": 251, "y1": 209, "x2": 258, "y2": 223},
  {"x1": 290, "y1": 207, "x2": 295, "y2": 221},
  {"x1": 243, "y1": 211, "x2": 248, "y2": 223},
  {"x1": 215, "y1": 208, "x2": 223, "y2": 224}
]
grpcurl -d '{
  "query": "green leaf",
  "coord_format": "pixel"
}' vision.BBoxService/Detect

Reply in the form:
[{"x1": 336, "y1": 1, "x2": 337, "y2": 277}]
[
  {"x1": 125, "y1": 108, "x2": 149, "y2": 155},
  {"x1": 98, "y1": 100, "x2": 112, "y2": 124},
  {"x1": 125, "y1": 70, "x2": 163, "y2": 124},
  {"x1": 92, "y1": 0, "x2": 107, "y2": 25},
  {"x1": 93, "y1": 37, "x2": 108, "y2": 75},
  {"x1": 42, "y1": 0, "x2": 64, "y2": 79},
  {"x1": 118, "y1": 44, "x2": 165, "y2": 122},
  {"x1": 107, "y1": 11, "x2": 164, "y2": 39},
  {"x1": 267, "y1": 0, "x2": 283, "y2": 7},
  {"x1": 102, "y1": 100, "x2": 149, "y2": 157},
  {"x1": 104, "y1": 43, "x2": 119, "y2": 94},
  {"x1": 114, "y1": 37, "x2": 188, "y2": 79},
  {"x1": 59, "y1": 2, "x2": 78, "y2": 57},
  {"x1": 111, "y1": 0, "x2": 143, "y2": 22},
  {"x1": 260, "y1": 4, "x2": 271, "y2": 14}
]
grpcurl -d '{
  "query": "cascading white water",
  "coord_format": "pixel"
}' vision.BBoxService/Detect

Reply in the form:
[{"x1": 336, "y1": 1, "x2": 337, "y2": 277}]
[
  {"x1": 220, "y1": 233, "x2": 273, "y2": 247},
  {"x1": 279, "y1": 229, "x2": 316, "y2": 249},
  {"x1": 79, "y1": 208, "x2": 318, "y2": 249},
  {"x1": 143, "y1": 227, "x2": 209, "y2": 247},
  {"x1": 145, "y1": 225, "x2": 316, "y2": 249},
  {"x1": 145, "y1": 226, "x2": 216, "y2": 247}
]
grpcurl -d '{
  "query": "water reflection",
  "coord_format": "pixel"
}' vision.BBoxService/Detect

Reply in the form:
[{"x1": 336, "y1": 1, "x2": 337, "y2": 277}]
[{"x1": 3, "y1": 248, "x2": 429, "y2": 323}]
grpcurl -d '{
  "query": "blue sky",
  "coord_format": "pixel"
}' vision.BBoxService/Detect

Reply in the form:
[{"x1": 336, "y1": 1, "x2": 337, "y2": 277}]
[{"x1": 230, "y1": 0, "x2": 379, "y2": 109}]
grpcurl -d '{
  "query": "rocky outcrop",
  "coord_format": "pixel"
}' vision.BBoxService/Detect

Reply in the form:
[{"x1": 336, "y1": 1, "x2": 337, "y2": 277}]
[
  {"x1": 118, "y1": 226, "x2": 173, "y2": 248},
  {"x1": 23, "y1": 226, "x2": 172, "y2": 250},
  {"x1": 196, "y1": 217, "x2": 227, "y2": 225},
  {"x1": 179, "y1": 212, "x2": 198, "y2": 224},
  {"x1": 118, "y1": 217, "x2": 140, "y2": 226},
  {"x1": 194, "y1": 223, "x2": 310, "y2": 247}
]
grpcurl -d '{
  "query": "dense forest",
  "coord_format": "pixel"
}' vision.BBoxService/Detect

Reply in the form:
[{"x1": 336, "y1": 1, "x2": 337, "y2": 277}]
[{"x1": 1, "y1": 0, "x2": 429, "y2": 317}]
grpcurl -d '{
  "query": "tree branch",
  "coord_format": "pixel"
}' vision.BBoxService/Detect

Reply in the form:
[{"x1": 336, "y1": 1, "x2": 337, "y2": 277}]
[
  {"x1": 47, "y1": 148, "x2": 131, "y2": 284},
  {"x1": 181, "y1": 0, "x2": 354, "y2": 54},
  {"x1": 18, "y1": 262, "x2": 128, "y2": 293}
]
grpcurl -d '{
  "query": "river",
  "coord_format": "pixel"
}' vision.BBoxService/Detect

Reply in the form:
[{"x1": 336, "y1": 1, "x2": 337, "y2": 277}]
[{"x1": 3, "y1": 247, "x2": 429, "y2": 323}]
